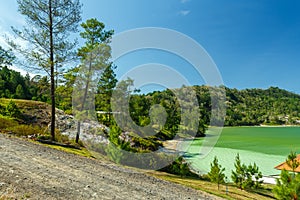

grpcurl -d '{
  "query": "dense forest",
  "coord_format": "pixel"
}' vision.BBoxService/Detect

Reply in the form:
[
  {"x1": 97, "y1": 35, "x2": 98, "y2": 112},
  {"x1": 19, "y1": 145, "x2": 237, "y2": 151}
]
[{"x1": 1, "y1": 65, "x2": 300, "y2": 129}]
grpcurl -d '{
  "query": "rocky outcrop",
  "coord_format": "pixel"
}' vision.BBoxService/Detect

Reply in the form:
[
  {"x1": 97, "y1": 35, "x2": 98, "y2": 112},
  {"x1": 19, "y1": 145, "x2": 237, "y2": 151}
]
[{"x1": 55, "y1": 109, "x2": 110, "y2": 144}]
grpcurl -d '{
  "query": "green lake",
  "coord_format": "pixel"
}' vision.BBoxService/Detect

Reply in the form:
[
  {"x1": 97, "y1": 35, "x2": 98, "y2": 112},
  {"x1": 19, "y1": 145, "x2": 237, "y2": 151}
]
[{"x1": 184, "y1": 126, "x2": 300, "y2": 177}]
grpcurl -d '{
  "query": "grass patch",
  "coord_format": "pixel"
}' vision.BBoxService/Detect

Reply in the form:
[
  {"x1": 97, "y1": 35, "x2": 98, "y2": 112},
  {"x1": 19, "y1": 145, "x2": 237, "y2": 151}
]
[
  {"x1": 0, "y1": 98, "x2": 48, "y2": 108},
  {"x1": 147, "y1": 171, "x2": 275, "y2": 200},
  {"x1": 6, "y1": 125, "x2": 44, "y2": 137},
  {"x1": 42, "y1": 143, "x2": 95, "y2": 158},
  {"x1": 0, "y1": 115, "x2": 18, "y2": 129}
]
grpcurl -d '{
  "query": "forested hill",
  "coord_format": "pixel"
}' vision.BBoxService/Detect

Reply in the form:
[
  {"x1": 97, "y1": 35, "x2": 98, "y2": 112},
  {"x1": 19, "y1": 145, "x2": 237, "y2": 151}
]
[
  {"x1": 224, "y1": 86, "x2": 300, "y2": 126},
  {"x1": 136, "y1": 86, "x2": 300, "y2": 128},
  {"x1": 1, "y1": 66, "x2": 300, "y2": 127}
]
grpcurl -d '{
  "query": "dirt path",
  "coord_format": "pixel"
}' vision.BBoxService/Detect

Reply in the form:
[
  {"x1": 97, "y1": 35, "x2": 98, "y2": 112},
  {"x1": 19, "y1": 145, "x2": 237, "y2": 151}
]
[{"x1": 0, "y1": 134, "x2": 222, "y2": 200}]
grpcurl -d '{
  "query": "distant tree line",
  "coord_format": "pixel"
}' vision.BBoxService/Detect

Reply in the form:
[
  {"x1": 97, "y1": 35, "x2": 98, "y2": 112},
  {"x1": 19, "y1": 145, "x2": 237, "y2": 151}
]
[{"x1": 224, "y1": 86, "x2": 300, "y2": 126}]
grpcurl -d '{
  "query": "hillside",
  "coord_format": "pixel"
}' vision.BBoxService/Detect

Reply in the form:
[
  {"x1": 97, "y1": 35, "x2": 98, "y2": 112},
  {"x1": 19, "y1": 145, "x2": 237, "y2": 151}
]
[
  {"x1": 128, "y1": 86, "x2": 300, "y2": 130},
  {"x1": 0, "y1": 134, "x2": 220, "y2": 200},
  {"x1": 224, "y1": 86, "x2": 300, "y2": 126}
]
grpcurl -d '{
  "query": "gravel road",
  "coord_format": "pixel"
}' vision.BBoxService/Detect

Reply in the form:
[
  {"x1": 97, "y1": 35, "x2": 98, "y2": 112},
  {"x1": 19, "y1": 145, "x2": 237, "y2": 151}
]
[{"x1": 0, "y1": 134, "x2": 222, "y2": 200}]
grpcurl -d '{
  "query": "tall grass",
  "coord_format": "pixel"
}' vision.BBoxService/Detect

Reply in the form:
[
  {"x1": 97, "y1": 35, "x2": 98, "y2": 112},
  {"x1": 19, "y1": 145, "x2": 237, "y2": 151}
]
[
  {"x1": 6, "y1": 125, "x2": 44, "y2": 137},
  {"x1": 0, "y1": 116, "x2": 18, "y2": 129}
]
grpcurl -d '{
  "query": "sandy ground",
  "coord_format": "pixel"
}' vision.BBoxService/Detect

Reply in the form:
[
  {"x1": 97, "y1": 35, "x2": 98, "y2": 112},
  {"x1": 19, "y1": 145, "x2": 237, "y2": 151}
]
[{"x1": 0, "y1": 134, "x2": 223, "y2": 200}]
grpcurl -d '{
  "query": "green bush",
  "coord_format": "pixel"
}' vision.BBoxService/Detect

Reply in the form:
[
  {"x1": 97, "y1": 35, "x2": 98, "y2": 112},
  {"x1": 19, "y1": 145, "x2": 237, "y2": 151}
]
[
  {"x1": 231, "y1": 154, "x2": 263, "y2": 190},
  {"x1": 0, "y1": 115, "x2": 18, "y2": 129},
  {"x1": 273, "y1": 170, "x2": 300, "y2": 199},
  {"x1": 6, "y1": 124, "x2": 43, "y2": 136},
  {"x1": 208, "y1": 156, "x2": 225, "y2": 190},
  {"x1": 5, "y1": 100, "x2": 21, "y2": 118},
  {"x1": 160, "y1": 156, "x2": 198, "y2": 177}
]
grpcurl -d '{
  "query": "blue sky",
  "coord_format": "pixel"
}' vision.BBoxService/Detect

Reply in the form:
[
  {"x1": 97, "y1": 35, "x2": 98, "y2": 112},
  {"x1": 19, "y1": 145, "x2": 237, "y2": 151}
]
[{"x1": 0, "y1": 0, "x2": 300, "y2": 93}]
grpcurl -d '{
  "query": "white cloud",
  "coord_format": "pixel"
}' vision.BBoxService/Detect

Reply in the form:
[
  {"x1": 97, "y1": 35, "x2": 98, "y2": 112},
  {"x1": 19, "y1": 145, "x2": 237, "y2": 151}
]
[
  {"x1": 0, "y1": 25, "x2": 38, "y2": 78},
  {"x1": 0, "y1": 24, "x2": 28, "y2": 50},
  {"x1": 178, "y1": 10, "x2": 191, "y2": 16},
  {"x1": 8, "y1": 65, "x2": 38, "y2": 78}
]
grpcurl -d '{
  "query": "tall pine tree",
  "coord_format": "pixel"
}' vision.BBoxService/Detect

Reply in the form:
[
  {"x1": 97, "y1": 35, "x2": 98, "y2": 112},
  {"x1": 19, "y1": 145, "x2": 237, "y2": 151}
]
[
  {"x1": 73, "y1": 18, "x2": 113, "y2": 143},
  {"x1": 9, "y1": 0, "x2": 82, "y2": 140}
]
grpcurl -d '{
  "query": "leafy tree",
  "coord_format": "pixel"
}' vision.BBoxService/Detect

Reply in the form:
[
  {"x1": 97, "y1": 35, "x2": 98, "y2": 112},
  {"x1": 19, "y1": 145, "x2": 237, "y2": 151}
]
[
  {"x1": 160, "y1": 156, "x2": 192, "y2": 177},
  {"x1": 56, "y1": 66, "x2": 80, "y2": 114},
  {"x1": 0, "y1": 66, "x2": 33, "y2": 99},
  {"x1": 286, "y1": 151, "x2": 300, "y2": 175},
  {"x1": 223, "y1": 86, "x2": 300, "y2": 126},
  {"x1": 208, "y1": 156, "x2": 225, "y2": 190},
  {"x1": 9, "y1": 0, "x2": 82, "y2": 141},
  {"x1": 231, "y1": 154, "x2": 247, "y2": 189},
  {"x1": 15, "y1": 84, "x2": 25, "y2": 99},
  {"x1": 273, "y1": 170, "x2": 300, "y2": 200},
  {"x1": 5, "y1": 100, "x2": 21, "y2": 118},
  {"x1": 243, "y1": 163, "x2": 263, "y2": 189},
  {"x1": 231, "y1": 154, "x2": 263, "y2": 190},
  {"x1": 31, "y1": 75, "x2": 51, "y2": 102},
  {"x1": 74, "y1": 18, "x2": 113, "y2": 143},
  {"x1": 95, "y1": 63, "x2": 117, "y2": 125}
]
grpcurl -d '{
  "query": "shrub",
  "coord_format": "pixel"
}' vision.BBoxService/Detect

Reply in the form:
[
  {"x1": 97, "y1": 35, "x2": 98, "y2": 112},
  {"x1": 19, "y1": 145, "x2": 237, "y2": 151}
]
[
  {"x1": 160, "y1": 156, "x2": 198, "y2": 177},
  {"x1": 231, "y1": 154, "x2": 263, "y2": 190},
  {"x1": 0, "y1": 116, "x2": 18, "y2": 129},
  {"x1": 208, "y1": 156, "x2": 225, "y2": 190},
  {"x1": 273, "y1": 170, "x2": 300, "y2": 199},
  {"x1": 6, "y1": 124, "x2": 43, "y2": 137},
  {"x1": 5, "y1": 100, "x2": 21, "y2": 118}
]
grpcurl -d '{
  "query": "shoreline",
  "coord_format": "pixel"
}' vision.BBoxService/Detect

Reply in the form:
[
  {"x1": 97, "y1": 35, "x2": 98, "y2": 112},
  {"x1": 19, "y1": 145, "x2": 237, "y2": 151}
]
[{"x1": 222, "y1": 124, "x2": 300, "y2": 128}]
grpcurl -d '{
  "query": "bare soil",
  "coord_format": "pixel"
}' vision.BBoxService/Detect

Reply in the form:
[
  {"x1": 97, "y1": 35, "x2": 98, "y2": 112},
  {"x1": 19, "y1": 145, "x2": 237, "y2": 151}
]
[{"x1": 0, "y1": 134, "x2": 223, "y2": 200}]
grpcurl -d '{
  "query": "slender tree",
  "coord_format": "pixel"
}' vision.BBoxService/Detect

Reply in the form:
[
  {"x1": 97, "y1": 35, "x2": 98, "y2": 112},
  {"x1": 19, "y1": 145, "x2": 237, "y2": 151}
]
[
  {"x1": 208, "y1": 156, "x2": 225, "y2": 190},
  {"x1": 74, "y1": 18, "x2": 113, "y2": 143},
  {"x1": 231, "y1": 154, "x2": 246, "y2": 189},
  {"x1": 273, "y1": 169, "x2": 300, "y2": 199},
  {"x1": 286, "y1": 151, "x2": 300, "y2": 175},
  {"x1": 8, "y1": 0, "x2": 82, "y2": 140}
]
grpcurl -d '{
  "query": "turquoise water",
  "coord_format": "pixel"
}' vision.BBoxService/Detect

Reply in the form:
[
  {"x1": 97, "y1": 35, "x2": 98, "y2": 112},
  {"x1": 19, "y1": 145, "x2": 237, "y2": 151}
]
[{"x1": 184, "y1": 127, "x2": 300, "y2": 177}]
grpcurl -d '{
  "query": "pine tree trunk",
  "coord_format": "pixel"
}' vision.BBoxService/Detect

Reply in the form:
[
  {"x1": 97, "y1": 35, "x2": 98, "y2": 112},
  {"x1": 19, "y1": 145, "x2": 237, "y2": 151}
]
[
  {"x1": 76, "y1": 121, "x2": 81, "y2": 143},
  {"x1": 49, "y1": 0, "x2": 55, "y2": 141},
  {"x1": 75, "y1": 56, "x2": 92, "y2": 143}
]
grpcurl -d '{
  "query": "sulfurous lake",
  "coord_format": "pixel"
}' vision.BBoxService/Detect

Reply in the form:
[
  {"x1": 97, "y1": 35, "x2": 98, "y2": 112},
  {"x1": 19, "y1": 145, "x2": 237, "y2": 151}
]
[{"x1": 184, "y1": 126, "x2": 300, "y2": 178}]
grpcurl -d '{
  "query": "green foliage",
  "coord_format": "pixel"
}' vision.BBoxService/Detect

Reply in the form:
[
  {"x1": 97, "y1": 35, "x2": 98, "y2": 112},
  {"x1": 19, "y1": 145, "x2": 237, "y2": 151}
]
[
  {"x1": 286, "y1": 151, "x2": 300, "y2": 174},
  {"x1": 243, "y1": 163, "x2": 263, "y2": 189},
  {"x1": 0, "y1": 46, "x2": 15, "y2": 67},
  {"x1": 108, "y1": 122, "x2": 122, "y2": 146},
  {"x1": 105, "y1": 143, "x2": 123, "y2": 164},
  {"x1": 131, "y1": 136, "x2": 162, "y2": 151},
  {"x1": 15, "y1": 84, "x2": 25, "y2": 99},
  {"x1": 0, "y1": 66, "x2": 32, "y2": 99},
  {"x1": 6, "y1": 124, "x2": 43, "y2": 137},
  {"x1": 56, "y1": 66, "x2": 80, "y2": 113},
  {"x1": 231, "y1": 154, "x2": 246, "y2": 189},
  {"x1": 160, "y1": 156, "x2": 196, "y2": 177},
  {"x1": 95, "y1": 63, "x2": 117, "y2": 126},
  {"x1": 273, "y1": 170, "x2": 300, "y2": 200},
  {"x1": 224, "y1": 86, "x2": 300, "y2": 126},
  {"x1": 0, "y1": 115, "x2": 18, "y2": 129},
  {"x1": 231, "y1": 154, "x2": 263, "y2": 190},
  {"x1": 11, "y1": 0, "x2": 82, "y2": 141},
  {"x1": 273, "y1": 151, "x2": 300, "y2": 200},
  {"x1": 10, "y1": 0, "x2": 82, "y2": 73},
  {"x1": 73, "y1": 18, "x2": 114, "y2": 143},
  {"x1": 208, "y1": 156, "x2": 225, "y2": 190},
  {"x1": 78, "y1": 18, "x2": 114, "y2": 58},
  {"x1": 5, "y1": 100, "x2": 21, "y2": 118}
]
